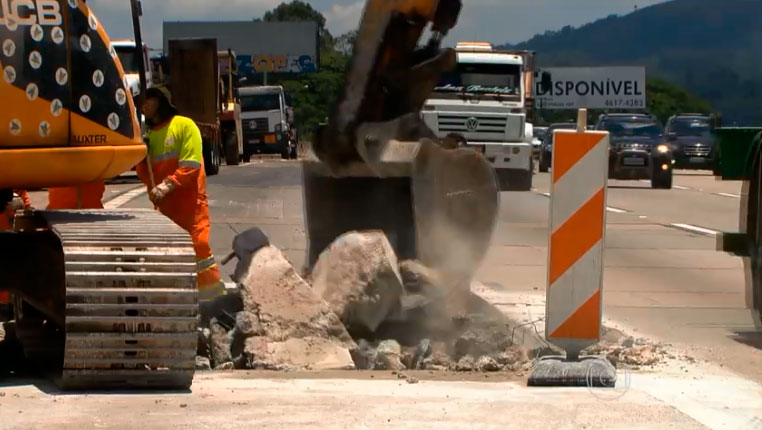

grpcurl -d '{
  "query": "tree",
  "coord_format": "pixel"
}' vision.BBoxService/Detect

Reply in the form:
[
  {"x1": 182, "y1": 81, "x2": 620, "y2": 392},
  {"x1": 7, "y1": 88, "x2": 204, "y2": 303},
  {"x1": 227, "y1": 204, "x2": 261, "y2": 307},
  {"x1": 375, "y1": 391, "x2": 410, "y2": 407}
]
[
  {"x1": 259, "y1": 2, "x2": 356, "y2": 138},
  {"x1": 263, "y1": 0, "x2": 333, "y2": 49}
]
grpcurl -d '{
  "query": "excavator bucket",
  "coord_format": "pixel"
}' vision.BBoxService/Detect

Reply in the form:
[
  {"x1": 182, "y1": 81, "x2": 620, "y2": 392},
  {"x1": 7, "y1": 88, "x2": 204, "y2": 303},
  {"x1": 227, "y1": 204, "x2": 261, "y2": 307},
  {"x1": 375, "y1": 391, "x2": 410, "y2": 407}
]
[{"x1": 303, "y1": 0, "x2": 499, "y2": 289}]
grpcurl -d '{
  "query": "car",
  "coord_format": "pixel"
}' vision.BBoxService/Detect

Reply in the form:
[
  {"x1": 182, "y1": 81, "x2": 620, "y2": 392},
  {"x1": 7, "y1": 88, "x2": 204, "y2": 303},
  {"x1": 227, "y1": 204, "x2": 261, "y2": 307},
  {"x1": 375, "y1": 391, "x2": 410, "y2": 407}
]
[
  {"x1": 664, "y1": 114, "x2": 716, "y2": 170},
  {"x1": 538, "y1": 123, "x2": 577, "y2": 172},
  {"x1": 532, "y1": 126, "x2": 548, "y2": 158},
  {"x1": 595, "y1": 113, "x2": 673, "y2": 189}
]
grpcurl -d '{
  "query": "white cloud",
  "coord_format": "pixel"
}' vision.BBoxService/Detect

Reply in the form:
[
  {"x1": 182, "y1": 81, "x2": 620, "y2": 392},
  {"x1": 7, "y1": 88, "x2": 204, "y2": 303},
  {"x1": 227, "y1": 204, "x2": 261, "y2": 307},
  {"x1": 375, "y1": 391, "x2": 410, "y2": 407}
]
[{"x1": 323, "y1": 1, "x2": 364, "y2": 35}]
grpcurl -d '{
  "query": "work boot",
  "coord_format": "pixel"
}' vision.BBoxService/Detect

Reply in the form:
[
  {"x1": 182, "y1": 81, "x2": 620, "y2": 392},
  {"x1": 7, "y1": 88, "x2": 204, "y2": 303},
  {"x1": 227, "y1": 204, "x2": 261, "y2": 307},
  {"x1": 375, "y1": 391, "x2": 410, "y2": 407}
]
[{"x1": 199, "y1": 289, "x2": 243, "y2": 329}]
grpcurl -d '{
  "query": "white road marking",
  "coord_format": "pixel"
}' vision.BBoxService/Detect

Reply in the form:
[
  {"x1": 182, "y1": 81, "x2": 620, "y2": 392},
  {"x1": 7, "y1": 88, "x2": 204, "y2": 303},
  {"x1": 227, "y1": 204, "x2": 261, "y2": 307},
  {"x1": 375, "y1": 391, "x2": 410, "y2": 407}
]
[
  {"x1": 104, "y1": 186, "x2": 147, "y2": 209},
  {"x1": 539, "y1": 192, "x2": 628, "y2": 213},
  {"x1": 606, "y1": 206, "x2": 628, "y2": 214},
  {"x1": 670, "y1": 223, "x2": 719, "y2": 236},
  {"x1": 673, "y1": 185, "x2": 690, "y2": 190},
  {"x1": 715, "y1": 192, "x2": 741, "y2": 199}
]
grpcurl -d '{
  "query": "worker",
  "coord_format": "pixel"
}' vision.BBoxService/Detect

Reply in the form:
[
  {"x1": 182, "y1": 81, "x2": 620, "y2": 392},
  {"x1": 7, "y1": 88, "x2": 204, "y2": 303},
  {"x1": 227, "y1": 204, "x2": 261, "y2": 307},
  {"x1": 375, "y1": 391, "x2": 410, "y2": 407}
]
[
  {"x1": 136, "y1": 86, "x2": 226, "y2": 301},
  {"x1": 0, "y1": 189, "x2": 30, "y2": 307},
  {"x1": 47, "y1": 181, "x2": 105, "y2": 209},
  {"x1": 1, "y1": 190, "x2": 31, "y2": 230}
]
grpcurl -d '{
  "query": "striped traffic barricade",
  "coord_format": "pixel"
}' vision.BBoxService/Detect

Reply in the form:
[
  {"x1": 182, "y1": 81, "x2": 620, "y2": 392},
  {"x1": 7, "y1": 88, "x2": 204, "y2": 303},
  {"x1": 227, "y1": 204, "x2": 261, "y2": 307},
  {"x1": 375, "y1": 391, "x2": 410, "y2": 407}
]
[{"x1": 529, "y1": 109, "x2": 616, "y2": 387}]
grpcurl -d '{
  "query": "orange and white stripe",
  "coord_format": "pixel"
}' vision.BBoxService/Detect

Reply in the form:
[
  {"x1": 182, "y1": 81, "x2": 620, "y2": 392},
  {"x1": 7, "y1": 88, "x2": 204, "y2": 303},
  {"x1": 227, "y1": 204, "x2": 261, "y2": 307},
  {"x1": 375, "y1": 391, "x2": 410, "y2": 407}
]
[{"x1": 545, "y1": 129, "x2": 610, "y2": 355}]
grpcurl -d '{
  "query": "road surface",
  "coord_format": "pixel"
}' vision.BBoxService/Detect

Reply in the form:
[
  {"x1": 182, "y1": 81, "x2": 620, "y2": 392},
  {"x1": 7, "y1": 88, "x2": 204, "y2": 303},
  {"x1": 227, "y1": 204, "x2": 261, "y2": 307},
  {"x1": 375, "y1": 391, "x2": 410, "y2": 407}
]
[{"x1": 7, "y1": 162, "x2": 761, "y2": 429}]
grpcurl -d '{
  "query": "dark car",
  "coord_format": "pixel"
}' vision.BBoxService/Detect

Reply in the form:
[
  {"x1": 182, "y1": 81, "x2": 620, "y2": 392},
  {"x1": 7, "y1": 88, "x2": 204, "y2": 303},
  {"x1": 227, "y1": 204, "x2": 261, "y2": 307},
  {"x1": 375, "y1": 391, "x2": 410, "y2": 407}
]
[
  {"x1": 664, "y1": 114, "x2": 716, "y2": 170},
  {"x1": 595, "y1": 113, "x2": 673, "y2": 189},
  {"x1": 538, "y1": 122, "x2": 577, "y2": 172}
]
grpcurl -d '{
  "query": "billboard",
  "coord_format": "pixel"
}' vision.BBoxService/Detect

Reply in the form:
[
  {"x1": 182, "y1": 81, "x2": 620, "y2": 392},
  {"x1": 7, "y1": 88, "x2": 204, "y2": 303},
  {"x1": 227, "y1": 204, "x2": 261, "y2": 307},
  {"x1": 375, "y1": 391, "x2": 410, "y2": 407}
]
[
  {"x1": 534, "y1": 67, "x2": 646, "y2": 110},
  {"x1": 163, "y1": 21, "x2": 319, "y2": 75}
]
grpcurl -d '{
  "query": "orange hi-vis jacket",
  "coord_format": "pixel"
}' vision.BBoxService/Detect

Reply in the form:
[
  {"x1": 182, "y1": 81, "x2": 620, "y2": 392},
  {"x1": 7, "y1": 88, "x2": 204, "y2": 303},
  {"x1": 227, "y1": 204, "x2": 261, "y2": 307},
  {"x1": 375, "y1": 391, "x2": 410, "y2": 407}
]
[{"x1": 136, "y1": 115, "x2": 225, "y2": 301}]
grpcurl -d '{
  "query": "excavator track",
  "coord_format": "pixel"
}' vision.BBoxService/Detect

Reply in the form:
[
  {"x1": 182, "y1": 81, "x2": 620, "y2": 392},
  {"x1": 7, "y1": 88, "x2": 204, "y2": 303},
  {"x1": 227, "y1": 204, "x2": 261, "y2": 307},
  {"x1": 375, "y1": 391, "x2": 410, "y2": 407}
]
[{"x1": 41, "y1": 209, "x2": 198, "y2": 390}]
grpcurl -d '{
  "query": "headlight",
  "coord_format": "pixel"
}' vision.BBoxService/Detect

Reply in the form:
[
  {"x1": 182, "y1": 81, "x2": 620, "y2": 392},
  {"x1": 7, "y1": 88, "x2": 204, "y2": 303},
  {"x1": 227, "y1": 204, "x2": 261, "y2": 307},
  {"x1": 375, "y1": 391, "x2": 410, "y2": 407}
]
[
  {"x1": 274, "y1": 123, "x2": 282, "y2": 133},
  {"x1": 657, "y1": 144, "x2": 669, "y2": 154}
]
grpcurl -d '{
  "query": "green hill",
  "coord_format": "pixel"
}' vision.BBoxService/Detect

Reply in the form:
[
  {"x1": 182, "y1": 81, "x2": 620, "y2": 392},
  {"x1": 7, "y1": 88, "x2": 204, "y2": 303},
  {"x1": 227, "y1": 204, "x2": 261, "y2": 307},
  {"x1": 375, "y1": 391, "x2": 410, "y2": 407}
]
[{"x1": 501, "y1": 0, "x2": 762, "y2": 125}]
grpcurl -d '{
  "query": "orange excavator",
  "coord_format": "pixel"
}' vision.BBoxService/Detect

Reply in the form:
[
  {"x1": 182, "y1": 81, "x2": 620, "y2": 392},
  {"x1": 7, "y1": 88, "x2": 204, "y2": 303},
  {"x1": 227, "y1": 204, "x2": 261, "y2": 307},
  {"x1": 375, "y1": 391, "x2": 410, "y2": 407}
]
[
  {"x1": 1, "y1": 0, "x2": 499, "y2": 390},
  {"x1": 0, "y1": 1, "x2": 197, "y2": 389}
]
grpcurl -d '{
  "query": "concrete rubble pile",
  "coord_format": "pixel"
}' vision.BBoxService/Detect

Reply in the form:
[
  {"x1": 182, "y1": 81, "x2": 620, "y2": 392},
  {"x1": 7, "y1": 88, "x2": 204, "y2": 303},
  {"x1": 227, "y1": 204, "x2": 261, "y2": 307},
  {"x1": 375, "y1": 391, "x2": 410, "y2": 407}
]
[
  {"x1": 198, "y1": 230, "x2": 537, "y2": 373},
  {"x1": 197, "y1": 229, "x2": 663, "y2": 373},
  {"x1": 582, "y1": 328, "x2": 668, "y2": 368}
]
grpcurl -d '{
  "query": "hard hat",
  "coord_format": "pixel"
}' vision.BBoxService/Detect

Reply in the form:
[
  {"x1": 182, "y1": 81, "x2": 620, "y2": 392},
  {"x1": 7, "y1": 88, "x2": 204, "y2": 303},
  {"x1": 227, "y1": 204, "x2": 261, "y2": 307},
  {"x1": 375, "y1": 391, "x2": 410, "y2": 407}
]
[{"x1": 145, "y1": 86, "x2": 177, "y2": 112}]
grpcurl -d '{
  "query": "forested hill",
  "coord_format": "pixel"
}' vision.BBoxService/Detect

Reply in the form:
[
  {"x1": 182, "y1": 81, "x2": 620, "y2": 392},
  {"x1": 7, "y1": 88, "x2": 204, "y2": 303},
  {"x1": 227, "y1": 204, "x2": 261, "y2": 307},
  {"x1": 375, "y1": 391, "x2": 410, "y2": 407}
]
[{"x1": 500, "y1": 0, "x2": 762, "y2": 125}]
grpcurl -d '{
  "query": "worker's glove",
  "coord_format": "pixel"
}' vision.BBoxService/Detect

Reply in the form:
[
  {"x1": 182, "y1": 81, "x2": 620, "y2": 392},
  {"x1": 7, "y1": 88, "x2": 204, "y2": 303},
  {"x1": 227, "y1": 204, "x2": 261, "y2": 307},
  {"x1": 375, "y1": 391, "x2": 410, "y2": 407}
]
[
  {"x1": 149, "y1": 179, "x2": 176, "y2": 204},
  {"x1": 8, "y1": 196, "x2": 24, "y2": 212}
]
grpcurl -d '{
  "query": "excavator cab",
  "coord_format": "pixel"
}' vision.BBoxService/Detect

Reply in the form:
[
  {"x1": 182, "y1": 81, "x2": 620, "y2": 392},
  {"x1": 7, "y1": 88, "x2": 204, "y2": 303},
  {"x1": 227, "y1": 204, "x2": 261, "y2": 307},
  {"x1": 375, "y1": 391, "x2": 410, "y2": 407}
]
[{"x1": 303, "y1": 0, "x2": 500, "y2": 291}]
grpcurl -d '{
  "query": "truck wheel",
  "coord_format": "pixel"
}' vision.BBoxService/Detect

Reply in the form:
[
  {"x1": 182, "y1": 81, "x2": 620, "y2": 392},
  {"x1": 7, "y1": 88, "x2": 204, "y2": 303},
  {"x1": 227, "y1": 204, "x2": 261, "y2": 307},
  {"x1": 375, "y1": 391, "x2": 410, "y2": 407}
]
[
  {"x1": 289, "y1": 143, "x2": 298, "y2": 160},
  {"x1": 242, "y1": 151, "x2": 251, "y2": 163},
  {"x1": 281, "y1": 147, "x2": 290, "y2": 160},
  {"x1": 651, "y1": 170, "x2": 672, "y2": 189},
  {"x1": 539, "y1": 156, "x2": 549, "y2": 173},
  {"x1": 225, "y1": 133, "x2": 240, "y2": 166},
  {"x1": 204, "y1": 140, "x2": 220, "y2": 176}
]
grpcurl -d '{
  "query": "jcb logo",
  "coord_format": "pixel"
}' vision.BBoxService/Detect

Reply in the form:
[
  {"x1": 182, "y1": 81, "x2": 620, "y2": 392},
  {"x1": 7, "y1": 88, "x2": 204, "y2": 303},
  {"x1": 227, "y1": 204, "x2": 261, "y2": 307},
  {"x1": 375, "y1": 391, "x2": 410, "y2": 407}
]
[{"x1": 0, "y1": 0, "x2": 63, "y2": 28}]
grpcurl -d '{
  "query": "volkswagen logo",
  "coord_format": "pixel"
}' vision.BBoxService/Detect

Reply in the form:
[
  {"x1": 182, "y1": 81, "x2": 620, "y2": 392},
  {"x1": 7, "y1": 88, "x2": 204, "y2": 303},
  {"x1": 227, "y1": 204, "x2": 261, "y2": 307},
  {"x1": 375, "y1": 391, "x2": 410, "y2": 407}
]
[
  {"x1": 249, "y1": 120, "x2": 257, "y2": 130},
  {"x1": 465, "y1": 117, "x2": 480, "y2": 132}
]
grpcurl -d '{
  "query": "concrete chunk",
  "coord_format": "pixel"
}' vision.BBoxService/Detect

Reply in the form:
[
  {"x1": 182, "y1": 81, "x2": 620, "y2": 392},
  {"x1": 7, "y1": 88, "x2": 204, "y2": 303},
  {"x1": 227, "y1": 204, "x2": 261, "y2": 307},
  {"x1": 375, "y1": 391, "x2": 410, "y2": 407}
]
[
  {"x1": 238, "y1": 245, "x2": 357, "y2": 370},
  {"x1": 311, "y1": 231, "x2": 405, "y2": 332}
]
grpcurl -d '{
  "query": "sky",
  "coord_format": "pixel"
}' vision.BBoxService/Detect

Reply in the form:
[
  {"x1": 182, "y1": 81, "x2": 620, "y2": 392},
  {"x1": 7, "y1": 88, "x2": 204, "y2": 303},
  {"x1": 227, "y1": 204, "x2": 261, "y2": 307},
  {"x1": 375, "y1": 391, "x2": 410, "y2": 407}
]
[{"x1": 89, "y1": 0, "x2": 669, "y2": 52}]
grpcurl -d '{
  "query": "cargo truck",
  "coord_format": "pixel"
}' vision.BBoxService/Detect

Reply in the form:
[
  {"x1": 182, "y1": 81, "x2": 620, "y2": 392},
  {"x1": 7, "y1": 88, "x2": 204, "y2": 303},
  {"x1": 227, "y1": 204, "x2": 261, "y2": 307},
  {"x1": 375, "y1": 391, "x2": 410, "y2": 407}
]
[
  {"x1": 165, "y1": 38, "x2": 244, "y2": 173},
  {"x1": 421, "y1": 42, "x2": 535, "y2": 191}
]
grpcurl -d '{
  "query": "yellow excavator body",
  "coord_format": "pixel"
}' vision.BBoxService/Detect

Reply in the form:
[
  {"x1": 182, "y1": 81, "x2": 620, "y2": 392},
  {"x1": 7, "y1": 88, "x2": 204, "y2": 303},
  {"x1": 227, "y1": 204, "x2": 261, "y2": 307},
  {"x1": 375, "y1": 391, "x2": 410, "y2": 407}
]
[{"x1": 0, "y1": 0, "x2": 144, "y2": 189}]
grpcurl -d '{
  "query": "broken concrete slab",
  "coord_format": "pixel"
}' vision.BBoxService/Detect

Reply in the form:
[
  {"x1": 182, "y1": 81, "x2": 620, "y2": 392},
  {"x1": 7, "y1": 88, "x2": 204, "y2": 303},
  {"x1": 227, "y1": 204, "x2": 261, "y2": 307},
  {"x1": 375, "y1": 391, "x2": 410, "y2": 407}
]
[
  {"x1": 195, "y1": 356, "x2": 211, "y2": 371},
  {"x1": 497, "y1": 345, "x2": 530, "y2": 366},
  {"x1": 209, "y1": 319, "x2": 232, "y2": 367},
  {"x1": 236, "y1": 244, "x2": 357, "y2": 370},
  {"x1": 455, "y1": 355, "x2": 476, "y2": 372},
  {"x1": 244, "y1": 336, "x2": 355, "y2": 371},
  {"x1": 476, "y1": 355, "x2": 501, "y2": 372},
  {"x1": 311, "y1": 231, "x2": 405, "y2": 333},
  {"x1": 235, "y1": 311, "x2": 265, "y2": 337},
  {"x1": 374, "y1": 340, "x2": 405, "y2": 371}
]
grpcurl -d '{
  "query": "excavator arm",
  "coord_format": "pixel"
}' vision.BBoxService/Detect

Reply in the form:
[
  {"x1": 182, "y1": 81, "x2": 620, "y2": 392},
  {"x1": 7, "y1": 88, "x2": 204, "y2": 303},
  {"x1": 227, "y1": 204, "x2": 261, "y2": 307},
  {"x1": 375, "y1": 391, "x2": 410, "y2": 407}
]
[{"x1": 304, "y1": 0, "x2": 500, "y2": 296}]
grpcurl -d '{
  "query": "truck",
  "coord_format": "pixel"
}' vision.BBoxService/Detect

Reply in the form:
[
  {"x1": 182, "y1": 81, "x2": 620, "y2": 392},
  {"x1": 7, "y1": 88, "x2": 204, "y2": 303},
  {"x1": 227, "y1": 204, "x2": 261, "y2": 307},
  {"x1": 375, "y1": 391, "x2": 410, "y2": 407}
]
[
  {"x1": 421, "y1": 42, "x2": 535, "y2": 191},
  {"x1": 165, "y1": 38, "x2": 244, "y2": 174},
  {"x1": 238, "y1": 86, "x2": 297, "y2": 160},
  {"x1": 111, "y1": 40, "x2": 153, "y2": 98},
  {"x1": 714, "y1": 127, "x2": 762, "y2": 329}
]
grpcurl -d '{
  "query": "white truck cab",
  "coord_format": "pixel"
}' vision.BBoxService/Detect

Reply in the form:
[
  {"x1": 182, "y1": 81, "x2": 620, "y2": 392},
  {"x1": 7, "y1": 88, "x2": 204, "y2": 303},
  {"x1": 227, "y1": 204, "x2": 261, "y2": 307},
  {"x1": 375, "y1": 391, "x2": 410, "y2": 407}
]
[
  {"x1": 112, "y1": 40, "x2": 152, "y2": 97},
  {"x1": 238, "y1": 86, "x2": 296, "y2": 160},
  {"x1": 421, "y1": 42, "x2": 534, "y2": 191}
]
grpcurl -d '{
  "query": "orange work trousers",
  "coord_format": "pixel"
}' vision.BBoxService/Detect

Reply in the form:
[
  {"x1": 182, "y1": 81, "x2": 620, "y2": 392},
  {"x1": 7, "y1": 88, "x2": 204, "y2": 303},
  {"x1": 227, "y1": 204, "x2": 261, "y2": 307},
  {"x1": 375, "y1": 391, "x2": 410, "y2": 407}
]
[
  {"x1": 0, "y1": 202, "x2": 12, "y2": 303},
  {"x1": 47, "y1": 181, "x2": 105, "y2": 209},
  {"x1": 157, "y1": 199, "x2": 225, "y2": 301}
]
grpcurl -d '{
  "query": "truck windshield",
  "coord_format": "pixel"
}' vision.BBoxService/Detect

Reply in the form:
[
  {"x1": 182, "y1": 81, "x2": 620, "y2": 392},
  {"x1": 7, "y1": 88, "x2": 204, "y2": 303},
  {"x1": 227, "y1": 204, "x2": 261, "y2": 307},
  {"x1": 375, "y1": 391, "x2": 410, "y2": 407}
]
[
  {"x1": 671, "y1": 119, "x2": 712, "y2": 137},
  {"x1": 115, "y1": 47, "x2": 140, "y2": 74},
  {"x1": 435, "y1": 63, "x2": 521, "y2": 98},
  {"x1": 241, "y1": 94, "x2": 281, "y2": 111},
  {"x1": 602, "y1": 119, "x2": 663, "y2": 138}
]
